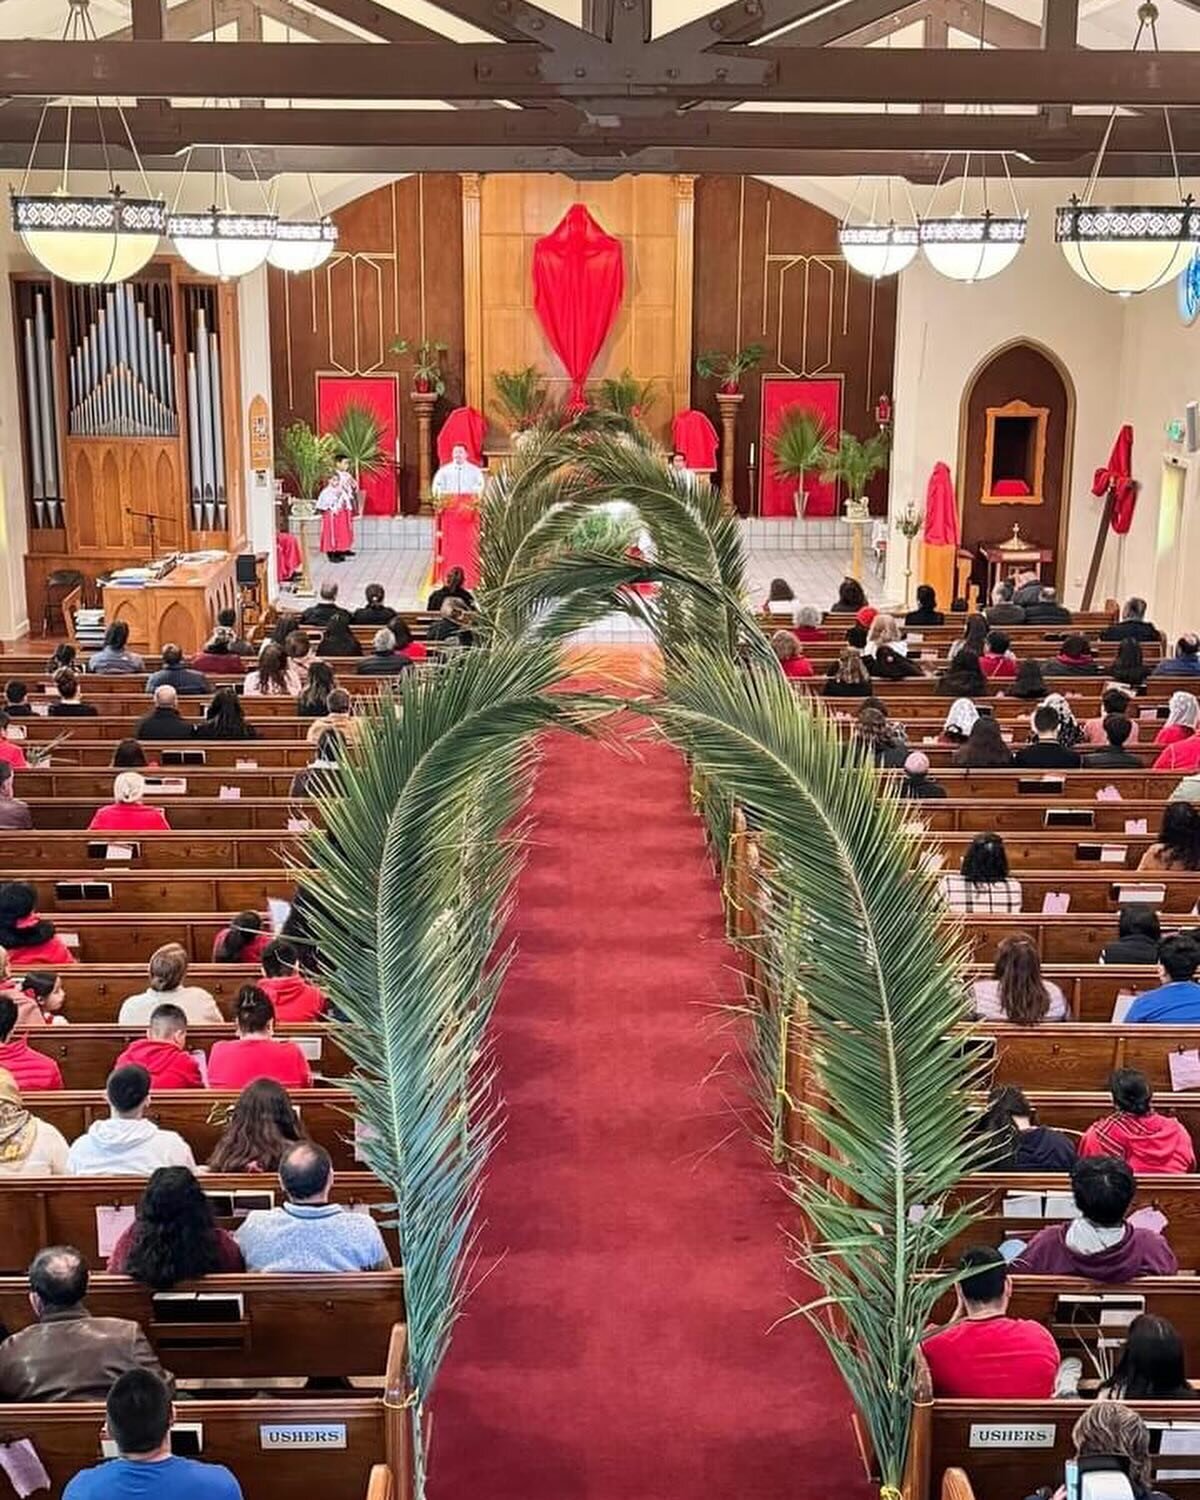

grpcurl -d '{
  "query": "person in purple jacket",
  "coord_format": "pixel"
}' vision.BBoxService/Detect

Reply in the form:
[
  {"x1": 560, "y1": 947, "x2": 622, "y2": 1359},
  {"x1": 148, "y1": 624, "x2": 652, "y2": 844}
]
[{"x1": 1011, "y1": 1157, "x2": 1178, "y2": 1280}]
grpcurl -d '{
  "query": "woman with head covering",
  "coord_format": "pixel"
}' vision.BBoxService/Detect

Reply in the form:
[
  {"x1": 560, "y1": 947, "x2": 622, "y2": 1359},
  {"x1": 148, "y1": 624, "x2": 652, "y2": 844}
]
[
  {"x1": 1040, "y1": 691, "x2": 1086, "y2": 748},
  {"x1": 939, "y1": 697, "x2": 980, "y2": 745},
  {"x1": 1156, "y1": 691, "x2": 1200, "y2": 747},
  {"x1": 0, "y1": 1069, "x2": 69, "y2": 1176},
  {"x1": 87, "y1": 772, "x2": 171, "y2": 833}
]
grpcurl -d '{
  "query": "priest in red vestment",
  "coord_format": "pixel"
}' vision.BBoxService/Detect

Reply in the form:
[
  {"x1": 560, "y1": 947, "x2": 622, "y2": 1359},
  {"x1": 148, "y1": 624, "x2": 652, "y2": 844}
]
[{"x1": 432, "y1": 443, "x2": 486, "y2": 589}]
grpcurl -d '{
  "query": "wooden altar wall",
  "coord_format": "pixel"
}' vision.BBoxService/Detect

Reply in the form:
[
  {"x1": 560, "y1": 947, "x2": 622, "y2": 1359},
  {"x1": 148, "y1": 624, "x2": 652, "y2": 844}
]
[
  {"x1": 266, "y1": 175, "x2": 465, "y2": 514},
  {"x1": 691, "y1": 177, "x2": 898, "y2": 516}
]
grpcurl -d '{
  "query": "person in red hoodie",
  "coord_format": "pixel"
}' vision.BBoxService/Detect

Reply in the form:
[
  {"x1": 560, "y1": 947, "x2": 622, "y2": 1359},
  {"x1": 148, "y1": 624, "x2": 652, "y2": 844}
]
[
  {"x1": 0, "y1": 714, "x2": 29, "y2": 772},
  {"x1": 87, "y1": 772, "x2": 171, "y2": 834},
  {"x1": 115, "y1": 1004, "x2": 203, "y2": 1091},
  {"x1": 1079, "y1": 1067, "x2": 1196, "y2": 1175},
  {"x1": 206, "y1": 986, "x2": 311, "y2": 1091},
  {"x1": 0, "y1": 883, "x2": 76, "y2": 967},
  {"x1": 258, "y1": 940, "x2": 327, "y2": 1023},
  {"x1": 978, "y1": 629, "x2": 1018, "y2": 681},
  {"x1": 0, "y1": 995, "x2": 62, "y2": 1090}
]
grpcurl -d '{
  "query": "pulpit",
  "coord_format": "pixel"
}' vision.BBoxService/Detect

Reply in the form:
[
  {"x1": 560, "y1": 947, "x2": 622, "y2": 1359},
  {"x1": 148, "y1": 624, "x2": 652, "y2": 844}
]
[{"x1": 980, "y1": 527, "x2": 1053, "y2": 598}]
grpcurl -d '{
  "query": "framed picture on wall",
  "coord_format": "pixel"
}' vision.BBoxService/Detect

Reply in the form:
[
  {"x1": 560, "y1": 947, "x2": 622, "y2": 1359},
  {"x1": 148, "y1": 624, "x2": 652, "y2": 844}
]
[{"x1": 981, "y1": 399, "x2": 1048, "y2": 506}]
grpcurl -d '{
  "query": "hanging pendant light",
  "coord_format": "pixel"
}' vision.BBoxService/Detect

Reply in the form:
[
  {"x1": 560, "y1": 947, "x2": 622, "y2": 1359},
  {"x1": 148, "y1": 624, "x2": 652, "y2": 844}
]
[
  {"x1": 1055, "y1": 2, "x2": 1196, "y2": 296},
  {"x1": 168, "y1": 144, "x2": 278, "y2": 280},
  {"x1": 9, "y1": 0, "x2": 165, "y2": 284},
  {"x1": 839, "y1": 179, "x2": 919, "y2": 280},
  {"x1": 919, "y1": 152, "x2": 1027, "y2": 283},
  {"x1": 268, "y1": 176, "x2": 337, "y2": 273}
]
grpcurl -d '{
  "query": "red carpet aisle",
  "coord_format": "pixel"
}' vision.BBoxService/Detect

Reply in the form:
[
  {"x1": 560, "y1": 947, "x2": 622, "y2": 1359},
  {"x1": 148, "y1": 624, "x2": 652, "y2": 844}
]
[{"x1": 429, "y1": 730, "x2": 874, "y2": 1500}]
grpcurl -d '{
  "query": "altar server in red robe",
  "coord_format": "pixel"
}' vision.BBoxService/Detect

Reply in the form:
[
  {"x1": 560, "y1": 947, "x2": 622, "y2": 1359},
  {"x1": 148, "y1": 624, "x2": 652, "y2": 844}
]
[{"x1": 316, "y1": 456, "x2": 356, "y2": 563}]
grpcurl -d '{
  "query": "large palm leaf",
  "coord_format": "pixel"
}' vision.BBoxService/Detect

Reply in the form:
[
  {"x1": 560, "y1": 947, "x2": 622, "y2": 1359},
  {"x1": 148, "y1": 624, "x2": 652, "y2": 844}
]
[{"x1": 646, "y1": 649, "x2": 984, "y2": 1493}]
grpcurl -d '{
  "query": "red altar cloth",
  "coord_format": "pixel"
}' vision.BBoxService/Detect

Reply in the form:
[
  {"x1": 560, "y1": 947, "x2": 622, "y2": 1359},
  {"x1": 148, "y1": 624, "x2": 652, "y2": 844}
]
[{"x1": 434, "y1": 497, "x2": 481, "y2": 589}]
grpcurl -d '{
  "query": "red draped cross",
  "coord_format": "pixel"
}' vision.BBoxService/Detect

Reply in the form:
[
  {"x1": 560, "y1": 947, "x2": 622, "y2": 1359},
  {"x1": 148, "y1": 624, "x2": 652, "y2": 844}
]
[
  {"x1": 1092, "y1": 424, "x2": 1138, "y2": 535},
  {"x1": 532, "y1": 204, "x2": 625, "y2": 410}
]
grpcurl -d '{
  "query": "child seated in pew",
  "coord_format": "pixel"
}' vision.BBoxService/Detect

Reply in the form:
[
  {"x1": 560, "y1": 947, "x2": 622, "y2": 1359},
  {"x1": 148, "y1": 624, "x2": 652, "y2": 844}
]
[
  {"x1": 207, "y1": 1079, "x2": 304, "y2": 1175},
  {"x1": 206, "y1": 987, "x2": 311, "y2": 1092},
  {"x1": 1079, "y1": 1069, "x2": 1196, "y2": 1176},
  {"x1": 107, "y1": 1166, "x2": 243, "y2": 1284},
  {"x1": 212, "y1": 911, "x2": 270, "y2": 966},
  {"x1": 257, "y1": 940, "x2": 326, "y2": 1022},
  {"x1": 88, "y1": 772, "x2": 172, "y2": 835},
  {"x1": 0, "y1": 881, "x2": 76, "y2": 966},
  {"x1": 118, "y1": 945, "x2": 222, "y2": 1028},
  {"x1": 0, "y1": 1067, "x2": 69, "y2": 1176},
  {"x1": 1010, "y1": 1157, "x2": 1178, "y2": 1280},
  {"x1": 938, "y1": 833, "x2": 1024, "y2": 916},
  {"x1": 64, "y1": 1368, "x2": 241, "y2": 1500},
  {"x1": 0, "y1": 995, "x2": 63, "y2": 1090},
  {"x1": 14, "y1": 970, "x2": 68, "y2": 1027},
  {"x1": 67, "y1": 1065, "x2": 195, "y2": 1176},
  {"x1": 968, "y1": 935, "x2": 1069, "y2": 1024},
  {"x1": 115, "y1": 1004, "x2": 204, "y2": 1091},
  {"x1": 974, "y1": 1086, "x2": 1076, "y2": 1172}
]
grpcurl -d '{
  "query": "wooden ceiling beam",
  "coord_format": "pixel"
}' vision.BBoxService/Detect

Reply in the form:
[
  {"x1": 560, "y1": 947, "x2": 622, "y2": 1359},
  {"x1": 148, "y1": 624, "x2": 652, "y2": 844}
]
[
  {"x1": 652, "y1": 0, "x2": 856, "y2": 50},
  {"x1": 295, "y1": 0, "x2": 447, "y2": 42}
]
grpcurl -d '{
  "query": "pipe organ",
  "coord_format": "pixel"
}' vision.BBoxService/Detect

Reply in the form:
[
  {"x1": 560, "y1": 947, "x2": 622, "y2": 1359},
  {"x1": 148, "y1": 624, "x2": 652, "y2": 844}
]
[{"x1": 12, "y1": 263, "x2": 245, "y2": 625}]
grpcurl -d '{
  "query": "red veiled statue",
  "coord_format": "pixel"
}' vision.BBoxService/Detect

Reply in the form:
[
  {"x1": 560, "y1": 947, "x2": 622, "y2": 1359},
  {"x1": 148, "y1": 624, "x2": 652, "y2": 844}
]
[{"x1": 532, "y1": 204, "x2": 625, "y2": 410}]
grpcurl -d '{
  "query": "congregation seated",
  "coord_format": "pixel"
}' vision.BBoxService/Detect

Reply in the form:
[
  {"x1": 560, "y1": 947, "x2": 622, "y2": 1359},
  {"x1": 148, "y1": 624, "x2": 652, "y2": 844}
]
[
  {"x1": 870, "y1": 642, "x2": 924, "y2": 680},
  {"x1": 192, "y1": 686, "x2": 257, "y2": 741},
  {"x1": 1138, "y1": 802, "x2": 1200, "y2": 872},
  {"x1": 12, "y1": 968, "x2": 67, "y2": 1029},
  {"x1": 258, "y1": 940, "x2": 326, "y2": 1022},
  {"x1": 207, "y1": 1078, "x2": 304, "y2": 1174},
  {"x1": 298, "y1": 581, "x2": 349, "y2": 629},
  {"x1": 427, "y1": 565, "x2": 475, "y2": 613},
  {"x1": 67, "y1": 1065, "x2": 195, "y2": 1176},
  {"x1": 355, "y1": 628, "x2": 412, "y2": 676},
  {"x1": 1013, "y1": 705, "x2": 1082, "y2": 769},
  {"x1": 4, "y1": 679, "x2": 32, "y2": 717},
  {"x1": 115, "y1": 1003, "x2": 203, "y2": 1091},
  {"x1": 390, "y1": 617, "x2": 427, "y2": 661},
  {"x1": 146, "y1": 644, "x2": 211, "y2": 697},
  {"x1": 49, "y1": 670, "x2": 99, "y2": 717},
  {"x1": 920, "y1": 1246, "x2": 1060, "y2": 1399},
  {"x1": 904, "y1": 584, "x2": 944, "y2": 628},
  {"x1": 1112, "y1": 637, "x2": 1151, "y2": 691},
  {"x1": 314, "y1": 615, "x2": 362, "y2": 657},
  {"x1": 189, "y1": 625, "x2": 243, "y2": 679},
  {"x1": 762, "y1": 577, "x2": 794, "y2": 615},
  {"x1": 975, "y1": 1086, "x2": 1076, "y2": 1172},
  {"x1": 1011, "y1": 657, "x2": 1049, "y2": 700},
  {"x1": 135, "y1": 686, "x2": 195, "y2": 742},
  {"x1": 0, "y1": 712, "x2": 30, "y2": 770},
  {"x1": 790, "y1": 604, "x2": 824, "y2": 642},
  {"x1": 940, "y1": 697, "x2": 979, "y2": 746},
  {"x1": 1011, "y1": 1156, "x2": 1179, "y2": 1279},
  {"x1": 88, "y1": 621, "x2": 145, "y2": 677},
  {"x1": 88, "y1": 772, "x2": 171, "y2": 834},
  {"x1": 771, "y1": 631, "x2": 813, "y2": 680},
  {"x1": 206, "y1": 986, "x2": 312, "y2": 1091},
  {"x1": 48, "y1": 644, "x2": 78, "y2": 675},
  {"x1": 968, "y1": 933, "x2": 1068, "y2": 1024},
  {"x1": 243, "y1": 642, "x2": 302, "y2": 698},
  {"x1": 1047, "y1": 633, "x2": 1101, "y2": 677},
  {"x1": 864, "y1": 612, "x2": 907, "y2": 661},
  {"x1": 1153, "y1": 633, "x2": 1200, "y2": 678},
  {"x1": 64, "y1": 1368, "x2": 242, "y2": 1500},
  {"x1": 304, "y1": 687, "x2": 358, "y2": 746},
  {"x1": 350, "y1": 582, "x2": 394, "y2": 626},
  {"x1": 0, "y1": 996, "x2": 63, "y2": 1089},
  {"x1": 1079, "y1": 1067, "x2": 1196, "y2": 1174},
  {"x1": 1103, "y1": 1314, "x2": 1193, "y2": 1402},
  {"x1": 212, "y1": 911, "x2": 269, "y2": 966},
  {"x1": 822, "y1": 647, "x2": 871, "y2": 698},
  {"x1": 1124, "y1": 932, "x2": 1200, "y2": 1024},
  {"x1": 0, "y1": 1248, "x2": 172, "y2": 1403},
  {"x1": 899, "y1": 751, "x2": 945, "y2": 800},
  {"x1": 952, "y1": 716, "x2": 1013, "y2": 770},
  {"x1": 985, "y1": 579, "x2": 1026, "y2": 627},
  {"x1": 829, "y1": 576, "x2": 866, "y2": 614},
  {"x1": 1100, "y1": 905, "x2": 1162, "y2": 966},
  {"x1": 1154, "y1": 691, "x2": 1198, "y2": 746},
  {"x1": 979, "y1": 630, "x2": 1017, "y2": 681},
  {"x1": 296, "y1": 661, "x2": 337, "y2": 718},
  {"x1": 947, "y1": 613, "x2": 988, "y2": 664},
  {"x1": 113, "y1": 740, "x2": 148, "y2": 767},
  {"x1": 426, "y1": 599, "x2": 473, "y2": 646},
  {"x1": 1082, "y1": 688, "x2": 1140, "y2": 745},
  {"x1": 289, "y1": 731, "x2": 344, "y2": 799},
  {"x1": 938, "y1": 833, "x2": 1023, "y2": 915},
  {"x1": 936, "y1": 649, "x2": 987, "y2": 698},
  {"x1": 0, "y1": 761, "x2": 31, "y2": 830},
  {"x1": 0, "y1": 1067, "x2": 69, "y2": 1176},
  {"x1": 1020, "y1": 1402, "x2": 1172, "y2": 1500},
  {"x1": 235, "y1": 1141, "x2": 391, "y2": 1273},
  {"x1": 0, "y1": 882, "x2": 75, "y2": 966},
  {"x1": 854, "y1": 704, "x2": 907, "y2": 767},
  {"x1": 107, "y1": 1166, "x2": 244, "y2": 1284},
  {"x1": 1101, "y1": 595, "x2": 1160, "y2": 644},
  {"x1": 1086, "y1": 713, "x2": 1141, "y2": 770},
  {"x1": 118, "y1": 944, "x2": 221, "y2": 1027},
  {"x1": 1153, "y1": 709, "x2": 1200, "y2": 771}
]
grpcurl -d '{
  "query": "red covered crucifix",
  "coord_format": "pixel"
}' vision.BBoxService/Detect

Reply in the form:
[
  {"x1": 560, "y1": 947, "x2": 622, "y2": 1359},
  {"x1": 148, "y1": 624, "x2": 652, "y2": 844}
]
[{"x1": 532, "y1": 204, "x2": 625, "y2": 409}]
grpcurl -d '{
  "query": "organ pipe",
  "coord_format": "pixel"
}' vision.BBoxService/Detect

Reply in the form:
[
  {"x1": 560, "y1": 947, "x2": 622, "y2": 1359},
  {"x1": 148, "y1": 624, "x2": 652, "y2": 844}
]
[{"x1": 66, "y1": 281, "x2": 177, "y2": 439}]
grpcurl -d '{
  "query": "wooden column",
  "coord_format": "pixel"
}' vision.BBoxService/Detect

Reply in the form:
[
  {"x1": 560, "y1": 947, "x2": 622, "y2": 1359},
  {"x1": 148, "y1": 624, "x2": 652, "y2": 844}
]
[
  {"x1": 715, "y1": 391, "x2": 743, "y2": 509},
  {"x1": 460, "y1": 172, "x2": 484, "y2": 413},
  {"x1": 411, "y1": 390, "x2": 438, "y2": 510},
  {"x1": 672, "y1": 175, "x2": 696, "y2": 418}
]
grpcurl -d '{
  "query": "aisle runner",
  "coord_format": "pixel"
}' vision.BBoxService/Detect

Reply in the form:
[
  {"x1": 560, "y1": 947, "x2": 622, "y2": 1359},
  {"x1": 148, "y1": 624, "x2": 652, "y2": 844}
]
[{"x1": 428, "y1": 730, "x2": 872, "y2": 1500}]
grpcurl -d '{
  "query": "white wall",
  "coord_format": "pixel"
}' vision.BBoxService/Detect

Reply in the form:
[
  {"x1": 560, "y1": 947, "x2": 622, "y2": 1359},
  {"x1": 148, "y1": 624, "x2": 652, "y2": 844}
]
[
  {"x1": 0, "y1": 216, "x2": 32, "y2": 642},
  {"x1": 237, "y1": 266, "x2": 278, "y2": 595}
]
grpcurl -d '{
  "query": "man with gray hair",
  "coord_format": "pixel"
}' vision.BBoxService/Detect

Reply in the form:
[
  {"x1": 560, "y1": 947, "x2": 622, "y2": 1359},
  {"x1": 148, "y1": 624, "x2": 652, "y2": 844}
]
[
  {"x1": 0, "y1": 1245, "x2": 172, "y2": 1401},
  {"x1": 985, "y1": 580, "x2": 1026, "y2": 627},
  {"x1": 355, "y1": 627, "x2": 412, "y2": 677},
  {"x1": 300, "y1": 581, "x2": 349, "y2": 629},
  {"x1": 134, "y1": 684, "x2": 194, "y2": 741},
  {"x1": 1101, "y1": 596, "x2": 1160, "y2": 644}
]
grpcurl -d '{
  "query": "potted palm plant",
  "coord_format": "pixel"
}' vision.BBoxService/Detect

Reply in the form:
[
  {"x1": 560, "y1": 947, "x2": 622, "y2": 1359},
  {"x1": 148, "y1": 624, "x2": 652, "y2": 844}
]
[
  {"x1": 327, "y1": 401, "x2": 388, "y2": 506},
  {"x1": 390, "y1": 336, "x2": 449, "y2": 396},
  {"x1": 768, "y1": 407, "x2": 833, "y2": 517},
  {"x1": 275, "y1": 420, "x2": 335, "y2": 519},
  {"x1": 820, "y1": 429, "x2": 891, "y2": 519},
  {"x1": 492, "y1": 367, "x2": 547, "y2": 434},
  {"x1": 694, "y1": 342, "x2": 766, "y2": 393}
]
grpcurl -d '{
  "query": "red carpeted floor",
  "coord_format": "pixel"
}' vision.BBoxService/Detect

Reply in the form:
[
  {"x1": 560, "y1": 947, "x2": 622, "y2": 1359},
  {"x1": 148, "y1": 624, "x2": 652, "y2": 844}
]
[{"x1": 428, "y1": 729, "x2": 873, "y2": 1500}]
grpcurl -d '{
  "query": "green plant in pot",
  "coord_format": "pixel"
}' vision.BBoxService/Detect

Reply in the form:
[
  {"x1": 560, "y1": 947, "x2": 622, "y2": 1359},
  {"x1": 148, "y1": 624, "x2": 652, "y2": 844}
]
[
  {"x1": 820, "y1": 429, "x2": 891, "y2": 520},
  {"x1": 492, "y1": 366, "x2": 547, "y2": 434},
  {"x1": 326, "y1": 401, "x2": 388, "y2": 505},
  {"x1": 275, "y1": 420, "x2": 336, "y2": 521},
  {"x1": 694, "y1": 342, "x2": 765, "y2": 393},
  {"x1": 768, "y1": 407, "x2": 833, "y2": 518},
  {"x1": 390, "y1": 336, "x2": 448, "y2": 396}
]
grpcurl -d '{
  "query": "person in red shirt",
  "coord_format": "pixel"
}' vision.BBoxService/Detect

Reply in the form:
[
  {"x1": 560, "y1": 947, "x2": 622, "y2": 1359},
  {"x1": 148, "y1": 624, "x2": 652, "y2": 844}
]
[
  {"x1": 771, "y1": 631, "x2": 814, "y2": 681},
  {"x1": 212, "y1": 911, "x2": 271, "y2": 966},
  {"x1": 87, "y1": 771, "x2": 171, "y2": 834},
  {"x1": 920, "y1": 1245, "x2": 1060, "y2": 1398},
  {"x1": 0, "y1": 995, "x2": 63, "y2": 1091},
  {"x1": 0, "y1": 883, "x2": 76, "y2": 967},
  {"x1": 978, "y1": 629, "x2": 1017, "y2": 681},
  {"x1": 1079, "y1": 1067, "x2": 1195, "y2": 1175},
  {"x1": 0, "y1": 715, "x2": 28, "y2": 772},
  {"x1": 390, "y1": 618, "x2": 428, "y2": 663},
  {"x1": 789, "y1": 605, "x2": 825, "y2": 643},
  {"x1": 206, "y1": 986, "x2": 312, "y2": 1091},
  {"x1": 258, "y1": 940, "x2": 326, "y2": 1023},
  {"x1": 115, "y1": 1004, "x2": 203, "y2": 1091}
]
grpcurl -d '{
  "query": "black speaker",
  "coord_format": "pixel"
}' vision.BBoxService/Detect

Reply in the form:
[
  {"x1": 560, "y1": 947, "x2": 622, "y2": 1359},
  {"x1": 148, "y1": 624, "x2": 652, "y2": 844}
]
[{"x1": 235, "y1": 554, "x2": 258, "y2": 586}]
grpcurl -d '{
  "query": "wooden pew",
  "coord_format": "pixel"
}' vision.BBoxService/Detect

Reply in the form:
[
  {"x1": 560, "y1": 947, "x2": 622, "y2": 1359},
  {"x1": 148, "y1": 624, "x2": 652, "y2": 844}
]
[
  {"x1": 986, "y1": 1091, "x2": 1200, "y2": 1155},
  {"x1": 964, "y1": 915, "x2": 1139, "y2": 964},
  {"x1": 984, "y1": 1024, "x2": 1200, "y2": 1094},
  {"x1": 901, "y1": 770, "x2": 1192, "y2": 799},
  {"x1": 0, "y1": 1271, "x2": 403, "y2": 1380},
  {"x1": 14, "y1": 768, "x2": 302, "y2": 799},
  {"x1": 18, "y1": 871, "x2": 294, "y2": 918},
  {"x1": 18, "y1": 799, "x2": 302, "y2": 832},
  {"x1": 10, "y1": 742, "x2": 315, "y2": 768},
  {"x1": 963, "y1": 967, "x2": 1159, "y2": 1025},
  {"x1": 0, "y1": 914, "x2": 238, "y2": 963},
  {"x1": 0, "y1": 832, "x2": 293, "y2": 871},
  {"x1": 7, "y1": 966, "x2": 258, "y2": 1019},
  {"x1": 17, "y1": 1025, "x2": 349, "y2": 1087},
  {"x1": 920, "y1": 800, "x2": 1177, "y2": 836}
]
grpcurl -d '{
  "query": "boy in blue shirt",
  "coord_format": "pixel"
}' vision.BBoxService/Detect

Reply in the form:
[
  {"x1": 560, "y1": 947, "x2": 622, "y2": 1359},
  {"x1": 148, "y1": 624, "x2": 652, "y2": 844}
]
[
  {"x1": 1126, "y1": 932, "x2": 1200, "y2": 1024},
  {"x1": 64, "y1": 1370, "x2": 241, "y2": 1500}
]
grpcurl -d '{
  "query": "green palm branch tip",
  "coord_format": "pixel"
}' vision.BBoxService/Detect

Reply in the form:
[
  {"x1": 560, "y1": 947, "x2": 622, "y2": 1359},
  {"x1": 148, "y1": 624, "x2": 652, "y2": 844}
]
[{"x1": 325, "y1": 401, "x2": 388, "y2": 482}]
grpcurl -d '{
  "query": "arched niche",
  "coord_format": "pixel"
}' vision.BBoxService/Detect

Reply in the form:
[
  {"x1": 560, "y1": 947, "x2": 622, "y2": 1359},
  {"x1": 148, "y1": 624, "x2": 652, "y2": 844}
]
[{"x1": 956, "y1": 339, "x2": 1075, "y2": 595}]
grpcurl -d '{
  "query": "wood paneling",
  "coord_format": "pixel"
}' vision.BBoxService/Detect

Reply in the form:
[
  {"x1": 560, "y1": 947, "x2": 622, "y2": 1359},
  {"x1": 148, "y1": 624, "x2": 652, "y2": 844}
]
[
  {"x1": 63, "y1": 440, "x2": 185, "y2": 555},
  {"x1": 267, "y1": 175, "x2": 465, "y2": 514},
  {"x1": 692, "y1": 176, "x2": 898, "y2": 515}
]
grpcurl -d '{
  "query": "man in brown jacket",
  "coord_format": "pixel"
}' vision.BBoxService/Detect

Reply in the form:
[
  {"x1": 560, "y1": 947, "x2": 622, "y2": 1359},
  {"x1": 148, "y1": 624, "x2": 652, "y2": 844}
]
[{"x1": 0, "y1": 1245, "x2": 172, "y2": 1401}]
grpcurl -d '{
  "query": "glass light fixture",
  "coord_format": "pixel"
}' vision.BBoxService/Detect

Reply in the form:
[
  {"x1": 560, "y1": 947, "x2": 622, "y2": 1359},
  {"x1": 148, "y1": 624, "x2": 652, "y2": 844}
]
[
  {"x1": 1055, "y1": 2, "x2": 1195, "y2": 296},
  {"x1": 839, "y1": 179, "x2": 919, "y2": 280},
  {"x1": 919, "y1": 148, "x2": 1027, "y2": 283},
  {"x1": 268, "y1": 216, "x2": 338, "y2": 273},
  {"x1": 168, "y1": 143, "x2": 278, "y2": 281},
  {"x1": 9, "y1": 0, "x2": 165, "y2": 284}
]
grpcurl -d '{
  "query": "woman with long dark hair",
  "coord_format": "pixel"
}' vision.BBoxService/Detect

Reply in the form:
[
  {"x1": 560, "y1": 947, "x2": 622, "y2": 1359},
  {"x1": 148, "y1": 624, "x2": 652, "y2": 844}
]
[
  {"x1": 830, "y1": 576, "x2": 867, "y2": 614},
  {"x1": 974, "y1": 1085, "x2": 1076, "y2": 1172},
  {"x1": 244, "y1": 643, "x2": 301, "y2": 697},
  {"x1": 297, "y1": 661, "x2": 338, "y2": 717},
  {"x1": 952, "y1": 716, "x2": 1013, "y2": 769},
  {"x1": 937, "y1": 834, "x2": 1024, "y2": 915},
  {"x1": 212, "y1": 910, "x2": 270, "y2": 966},
  {"x1": 207, "y1": 1078, "x2": 305, "y2": 1174},
  {"x1": 969, "y1": 934, "x2": 1068, "y2": 1023},
  {"x1": 947, "y1": 612, "x2": 989, "y2": 662},
  {"x1": 1140, "y1": 801, "x2": 1200, "y2": 872},
  {"x1": 107, "y1": 1166, "x2": 244, "y2": 1286},
  {"x1": 1110, "y1": 636, "x2": 1150, "y2": 690},
  {"x1": 1010, "y1": 657, "x2": 1048, "y2": 700},
  {"x1": 193, "y1": 686, "x2": 257, "y2": 741},
  {"x1": 1103, "y1": 1316, "x2": 1193, "y2": 1401},
  {"x1": 936, "y1": 649, "x2": 987, "y2": 698},
  {"x1": 315, "y1": 618, "x2": 362, "y2": 658}
]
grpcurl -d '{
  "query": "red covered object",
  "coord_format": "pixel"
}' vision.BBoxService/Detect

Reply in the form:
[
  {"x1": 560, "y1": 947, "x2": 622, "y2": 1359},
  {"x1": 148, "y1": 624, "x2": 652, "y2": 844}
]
[
  {"x1": 991, "y1": 477, "x2": 1031, "y2": 498},
  {"x1": 760, "y1": 377, "x2": 842, "y2": 517},
  {"x1": 275, "y1": 531, "x2": 302, "y2": 584},
  {"x1": 1093, "y1": 424, "x2": 1138, "y2": 535},
  {"x1": 532, "y1": 204, "x2": 625, "y2": 410},
  {"x1": 671, "y1": 410, "x2": 719, "y2": 471},
  {"x1": 437, "y1": 406, "x2": 487, "y2": 467},
  {"x1": 317, "y1": 374, "x2": 398, "y2": 516},
  {"x1": 923, "y1": 462, "x2": 961, "y2": 546}
]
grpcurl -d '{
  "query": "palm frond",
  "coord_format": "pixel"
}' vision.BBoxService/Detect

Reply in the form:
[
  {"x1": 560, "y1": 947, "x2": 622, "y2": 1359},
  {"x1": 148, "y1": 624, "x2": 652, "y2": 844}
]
[
  {"x1": 645, "y1": 649, "x2": 984, "y2": 1492},
  {"x1": 326, "y1": 401, "x2": 388, "y2": 481},
  {"x1": 491, "y1": 366, "x2": 547, "y2": 431}
]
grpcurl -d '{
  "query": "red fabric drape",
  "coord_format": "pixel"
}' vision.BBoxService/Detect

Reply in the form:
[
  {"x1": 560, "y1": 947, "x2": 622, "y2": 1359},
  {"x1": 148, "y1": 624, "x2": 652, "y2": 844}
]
[
  {"x1": 671, "y1": 410, "x2": 719, "y2": 470},
  {"x1": 760, "y1": 379, "x2": 842, "y2": 517},
  {"x1": 1093, "y1": 424, "x2": 1138, "y2": 535},
  {"x1": 532, "y1": 205, "x2": 625, "y2": 410},
  {"x1": 316, "y1": 375, "x2": 397, "y2": 516},
  {"x1": 923, "y1": 461, "x2": 961, "y2": 546},
  {"x1": 437, "y1": 406, "x2": 487, "y2": 467}
]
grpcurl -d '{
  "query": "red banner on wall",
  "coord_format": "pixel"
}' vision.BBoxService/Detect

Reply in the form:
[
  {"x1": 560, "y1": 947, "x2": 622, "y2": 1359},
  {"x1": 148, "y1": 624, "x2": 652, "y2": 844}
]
[
  {"x1": 759, "y1": 376, "x2": 843, "y2": 518},
  {"x1": 317, "y1": 374, "x2": 399, "y2": 517}
]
